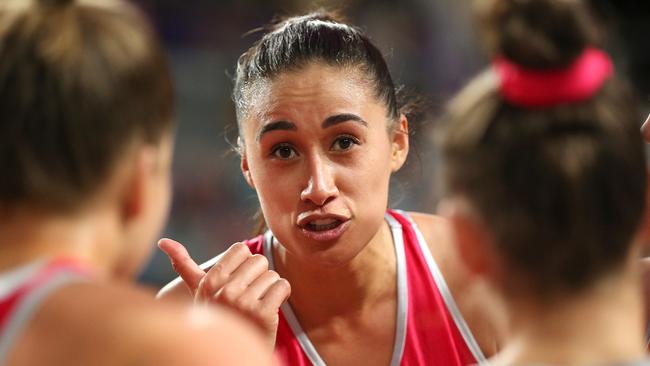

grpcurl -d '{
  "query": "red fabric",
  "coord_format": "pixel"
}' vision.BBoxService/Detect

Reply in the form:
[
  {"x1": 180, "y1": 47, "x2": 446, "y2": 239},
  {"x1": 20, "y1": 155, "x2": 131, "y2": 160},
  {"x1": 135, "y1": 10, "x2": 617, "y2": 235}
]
[
  {"x1": 494, "y1": 47, "x2": 613, "y2": 108},
  {"x1": 389, "y1": 210, "x2": 476, "y2": 365},
  {"x1": 244, "y1": 237, "x2": 314, "y2": 366},
  {"x1": 0, "y1": 258, "x2": 90, "y2": 335},
  {"x1": 246, "y1": 210, "x2": 478, "y2": 365}
]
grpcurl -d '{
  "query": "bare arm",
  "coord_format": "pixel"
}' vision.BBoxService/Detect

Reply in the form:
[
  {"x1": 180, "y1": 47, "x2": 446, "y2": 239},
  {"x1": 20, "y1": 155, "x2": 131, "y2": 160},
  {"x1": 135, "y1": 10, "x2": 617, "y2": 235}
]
[{"x1": 135, "y1": 305, "x2": 279, "y2": 366}]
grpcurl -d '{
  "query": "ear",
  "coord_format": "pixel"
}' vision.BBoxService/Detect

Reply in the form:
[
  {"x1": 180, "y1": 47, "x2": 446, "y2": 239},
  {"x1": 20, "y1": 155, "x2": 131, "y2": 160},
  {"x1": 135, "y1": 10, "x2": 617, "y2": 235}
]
[
  {"x1": 240, "y1": 152, "x2": 255, "y2": 189},
  {"x1": 438, "y1": 198, "x2": 495, "y2": 279},
  {"x1": 390, "y1": 114, "x2": 409, "y2": 172},
  {"x1": 121, "y1": 146, "x2": 156, "y2": 220}
]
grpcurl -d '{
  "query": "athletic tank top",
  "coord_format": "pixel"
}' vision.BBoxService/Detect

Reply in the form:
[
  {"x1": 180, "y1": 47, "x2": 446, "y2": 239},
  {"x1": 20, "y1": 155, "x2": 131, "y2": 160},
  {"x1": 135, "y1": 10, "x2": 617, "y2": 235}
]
[
  {"x1": 0, "y1": 258, "x2": 89, "y2": 365},
  {"x1": 242, "y1": 210, "x2": 487, "y2": 366}
]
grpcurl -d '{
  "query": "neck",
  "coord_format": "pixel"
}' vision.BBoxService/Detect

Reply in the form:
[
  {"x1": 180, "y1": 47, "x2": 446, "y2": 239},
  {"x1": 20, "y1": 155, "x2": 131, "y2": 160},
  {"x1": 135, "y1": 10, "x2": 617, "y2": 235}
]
[
  {"x1": 273, "y1": 220, "x2": 396, "y2": 321},
  {"x1": 0, "y1": 205, "x2": 121, "y2": 278},
  {"x1": 493, "y1": 258, "x2": 646, "y2": 366}
]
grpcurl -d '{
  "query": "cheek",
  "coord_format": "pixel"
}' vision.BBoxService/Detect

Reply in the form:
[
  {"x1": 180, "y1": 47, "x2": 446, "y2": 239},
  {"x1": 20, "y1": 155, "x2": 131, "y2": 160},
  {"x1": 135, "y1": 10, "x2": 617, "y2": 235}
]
[
  {"x1": 247, "y1": 156, "x2": 300, "y2": 225},
  {"x1": 348, "y1": 135, "x2": 393, "y2": 199}
]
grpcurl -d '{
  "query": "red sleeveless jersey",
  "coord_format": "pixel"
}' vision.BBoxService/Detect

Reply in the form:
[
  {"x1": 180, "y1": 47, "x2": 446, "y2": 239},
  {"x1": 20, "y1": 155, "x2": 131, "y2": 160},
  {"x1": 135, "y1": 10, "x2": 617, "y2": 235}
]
[
  {"x1": 0, "y1": 258, "x2": 89, "y2": 363},
  {"x1": 242, "y1": 210, "x2": 486, "y2": 366}
]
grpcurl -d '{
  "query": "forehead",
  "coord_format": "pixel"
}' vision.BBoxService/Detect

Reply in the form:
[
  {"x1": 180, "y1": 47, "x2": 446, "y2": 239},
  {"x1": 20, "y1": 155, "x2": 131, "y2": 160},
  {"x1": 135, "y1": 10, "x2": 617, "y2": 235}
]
[{"x1": 245, "y1": 63, "x2": 378, "y2": 121}]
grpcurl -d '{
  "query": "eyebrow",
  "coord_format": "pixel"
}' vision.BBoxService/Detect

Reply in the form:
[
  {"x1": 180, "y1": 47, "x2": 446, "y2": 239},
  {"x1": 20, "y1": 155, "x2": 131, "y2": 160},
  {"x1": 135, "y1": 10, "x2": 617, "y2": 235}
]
[
  {"x1": 322, "y1": 113, "x2": 368, "y2": 129},
  {"x1": 256, "y1": 120, "x2": 296, "y2": 141},
  {"x1": 256, "y1": 113, "x2": 368, "y2": 141}
]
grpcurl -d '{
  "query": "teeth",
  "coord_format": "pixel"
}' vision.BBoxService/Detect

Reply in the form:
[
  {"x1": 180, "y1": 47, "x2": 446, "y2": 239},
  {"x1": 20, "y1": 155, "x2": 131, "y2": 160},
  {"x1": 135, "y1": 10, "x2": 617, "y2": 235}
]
[
  {"x1": 311, "y1": 219, "x2": 337, "y2": 226},
  {"x1": 305, "y1": 218, "x2": 342, "y2": 232}
]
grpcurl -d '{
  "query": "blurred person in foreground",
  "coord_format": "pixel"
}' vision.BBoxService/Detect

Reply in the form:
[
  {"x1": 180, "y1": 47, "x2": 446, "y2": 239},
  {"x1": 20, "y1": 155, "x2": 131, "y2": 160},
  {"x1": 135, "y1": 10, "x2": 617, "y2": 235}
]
[
  {"x1": 439, "y1": 0, "x2": 650, "y2": 364},
  {"x1": 0, "y1": 0, "x2": 273, "y2": 365}
]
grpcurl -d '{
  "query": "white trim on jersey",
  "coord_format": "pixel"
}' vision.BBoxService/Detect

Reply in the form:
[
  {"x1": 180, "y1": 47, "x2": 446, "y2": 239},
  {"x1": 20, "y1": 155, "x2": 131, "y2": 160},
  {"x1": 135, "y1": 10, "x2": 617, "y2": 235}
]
[
  {"x1": 263, "y1": 213, "x2": 409, "y2": 366},
  {"x1": 0, "y1": 261, "x2": 43, "y2": 299},
  {"x1": 0, "y1": 266, "x2": 86, "y2": 364},
  {"x1": 394, "y1": 209, "x2": 488, "y2": 365}
]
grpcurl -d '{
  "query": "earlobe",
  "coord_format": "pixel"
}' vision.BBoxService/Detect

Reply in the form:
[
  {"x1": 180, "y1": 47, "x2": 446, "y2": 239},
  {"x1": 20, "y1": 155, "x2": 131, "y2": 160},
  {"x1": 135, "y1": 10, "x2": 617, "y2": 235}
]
[
  {"x1": 240, "y1": 155, "x2": 255, "y2": 189},
  {"x1": 122, "y1": 147, "x2": 155, "y2": 220},
  {"x1": 390, "y1": 114, "x2": 410, "y2": 172}
]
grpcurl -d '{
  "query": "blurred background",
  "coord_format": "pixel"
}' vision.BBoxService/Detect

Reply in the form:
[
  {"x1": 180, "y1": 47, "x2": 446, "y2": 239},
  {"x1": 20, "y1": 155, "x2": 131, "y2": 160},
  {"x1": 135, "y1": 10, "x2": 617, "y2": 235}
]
[{"x1": 133, "y1": 0, "x2": 650, "y2": 287}]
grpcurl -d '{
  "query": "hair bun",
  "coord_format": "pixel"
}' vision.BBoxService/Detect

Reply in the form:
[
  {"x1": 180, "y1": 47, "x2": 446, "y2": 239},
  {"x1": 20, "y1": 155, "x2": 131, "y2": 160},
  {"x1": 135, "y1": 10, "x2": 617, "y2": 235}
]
[{"x1": 476, "y1": 0, "x2": 598, "y2": 69}]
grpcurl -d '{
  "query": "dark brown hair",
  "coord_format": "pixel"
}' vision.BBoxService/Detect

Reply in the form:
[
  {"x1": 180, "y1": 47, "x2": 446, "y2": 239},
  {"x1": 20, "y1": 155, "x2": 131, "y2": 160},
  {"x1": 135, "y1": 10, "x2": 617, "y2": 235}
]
[
  {"x1": 234, "y1": 11, "x2": 419, "y2": 235},
  {"x1": 0, "y1": 0, "x2": 173, "y2": 212},
  {"x1": 441, "y1": 0, "x2": 646, "y2": 297},
  {"x1": 233, "y1": 11, "x2": 406, "y2": 134}
]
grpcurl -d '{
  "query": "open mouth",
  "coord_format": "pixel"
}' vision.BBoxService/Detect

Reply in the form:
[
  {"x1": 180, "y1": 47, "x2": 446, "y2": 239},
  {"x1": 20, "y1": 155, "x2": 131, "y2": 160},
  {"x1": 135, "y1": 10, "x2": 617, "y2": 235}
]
[
  {"x1": 305, "y1": 218, "x2": 343, "y2": 232},
  {"x1": 297, "y1": 213, "x2": 351, "y2": 242}
]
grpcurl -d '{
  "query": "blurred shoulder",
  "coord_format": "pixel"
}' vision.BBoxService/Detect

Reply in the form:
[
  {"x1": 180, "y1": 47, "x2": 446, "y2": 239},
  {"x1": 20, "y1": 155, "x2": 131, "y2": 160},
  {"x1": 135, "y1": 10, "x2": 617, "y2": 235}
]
[
  {"x1": 402, "y1": 211, "x2": 459, "y2": 279},
  {"x1": 42, "y1": 281, "x2": 273, "y2": 366},
  {"x1": 402, "y1": 211, "x2": 452, "y2": 249}
]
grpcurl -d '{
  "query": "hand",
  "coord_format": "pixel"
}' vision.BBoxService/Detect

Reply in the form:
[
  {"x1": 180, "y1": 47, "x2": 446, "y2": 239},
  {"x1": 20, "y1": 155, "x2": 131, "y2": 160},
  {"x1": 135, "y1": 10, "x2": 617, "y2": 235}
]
[{"x1": 158, "y1": 238, "x2": 291, "y2": 348}]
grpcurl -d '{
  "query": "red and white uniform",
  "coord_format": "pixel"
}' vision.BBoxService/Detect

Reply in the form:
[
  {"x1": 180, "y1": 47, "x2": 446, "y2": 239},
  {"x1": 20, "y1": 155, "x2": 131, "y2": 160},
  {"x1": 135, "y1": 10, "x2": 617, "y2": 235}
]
[
  {"x1": 0, "y1": 258, "x2": 89, "y2": 364},
  {"x1": 202, "y1": 210, "x2": 486, "y2": 366}
]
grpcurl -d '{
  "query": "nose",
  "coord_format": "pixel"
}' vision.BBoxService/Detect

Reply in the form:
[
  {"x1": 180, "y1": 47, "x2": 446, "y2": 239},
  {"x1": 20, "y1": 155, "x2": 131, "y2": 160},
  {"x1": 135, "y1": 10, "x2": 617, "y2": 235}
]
[
  {"x1": 643, "y1": 114, "x2": 650, "y2": 143},
  {"x1": 300, "y1": 155, "x2": 338, "y2": 206}
]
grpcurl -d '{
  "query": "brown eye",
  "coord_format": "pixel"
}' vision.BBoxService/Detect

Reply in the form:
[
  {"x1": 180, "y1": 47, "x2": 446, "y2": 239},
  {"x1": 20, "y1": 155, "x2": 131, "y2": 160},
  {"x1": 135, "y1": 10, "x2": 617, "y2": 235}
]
[
  {"x1": 331, "y1": 136, "x2": 359, "y2": 152},
  {"x1": 272, "y1": 145, "x2": 298, "y2": 159}
]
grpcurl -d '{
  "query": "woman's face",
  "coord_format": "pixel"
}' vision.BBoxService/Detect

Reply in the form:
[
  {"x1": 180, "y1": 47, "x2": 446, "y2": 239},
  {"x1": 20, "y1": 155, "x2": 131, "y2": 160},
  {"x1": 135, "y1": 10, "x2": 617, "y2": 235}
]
[{"x1": 239, "y1": 62, "x2": 408, "y2": 266}]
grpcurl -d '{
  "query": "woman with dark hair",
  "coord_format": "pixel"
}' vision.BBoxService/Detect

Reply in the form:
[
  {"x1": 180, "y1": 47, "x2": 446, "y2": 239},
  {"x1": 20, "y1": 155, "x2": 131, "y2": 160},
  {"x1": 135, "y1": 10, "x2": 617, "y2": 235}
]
[
  {"x1": 440, "y1": 0, "x2": 649, "y2": 364},
  {"x1": 158, "y1": 11, "x2": 500, "y2": 366},
  {"x1": 0, "y1": 0, "x2": 272, "y2": 365}
]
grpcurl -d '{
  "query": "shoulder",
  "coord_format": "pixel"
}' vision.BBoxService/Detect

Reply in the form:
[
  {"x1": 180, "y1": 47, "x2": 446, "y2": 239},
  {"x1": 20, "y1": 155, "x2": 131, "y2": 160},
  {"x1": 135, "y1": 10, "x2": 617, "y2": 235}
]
[
  {"x1": 402, "y1": 211, "x2": 505, "y2": 357},
  {"x1": 40, "y1": 282, "x2": 274, "y2": 366},
  {"x1": 401, "y1": 211, "x2": 463, "y2": 295},
  {"x1": 403, "y1": 211, "x2": 450, "y2": 242},
  {"x1": 400, "y1": 211, "x2": 453, "y2": 263}
]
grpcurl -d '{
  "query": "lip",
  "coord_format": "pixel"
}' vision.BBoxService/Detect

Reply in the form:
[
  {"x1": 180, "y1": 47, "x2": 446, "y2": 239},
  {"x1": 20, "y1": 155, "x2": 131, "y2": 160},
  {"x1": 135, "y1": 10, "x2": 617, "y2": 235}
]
[{"x1": 296, "y1": 212, "x2": 351, "y2": 242}]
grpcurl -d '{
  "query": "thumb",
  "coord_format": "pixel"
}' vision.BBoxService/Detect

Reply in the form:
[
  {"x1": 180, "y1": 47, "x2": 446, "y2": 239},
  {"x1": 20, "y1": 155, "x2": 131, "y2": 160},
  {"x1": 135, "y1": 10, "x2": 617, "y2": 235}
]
[{"x1": 158, "y1": 238, "x2": 205, "y2": 291}]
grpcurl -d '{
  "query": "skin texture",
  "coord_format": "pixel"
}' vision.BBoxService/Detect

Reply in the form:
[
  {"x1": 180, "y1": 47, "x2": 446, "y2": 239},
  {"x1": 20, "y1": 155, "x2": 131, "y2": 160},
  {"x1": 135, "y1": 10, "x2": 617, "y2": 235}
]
[
  {"x1": 158, "y1": 62, "x2": 503, "y2": 364},
  {"x1": 0, "y1": 135, "x2": 275, "y2": 366}
]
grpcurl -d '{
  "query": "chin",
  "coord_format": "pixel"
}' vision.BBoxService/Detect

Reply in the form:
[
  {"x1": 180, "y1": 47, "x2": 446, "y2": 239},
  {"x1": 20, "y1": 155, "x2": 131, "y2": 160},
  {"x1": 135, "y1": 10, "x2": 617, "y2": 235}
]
[{"x1": 293, "y1": 234, "x2": 367, "y2": 268}]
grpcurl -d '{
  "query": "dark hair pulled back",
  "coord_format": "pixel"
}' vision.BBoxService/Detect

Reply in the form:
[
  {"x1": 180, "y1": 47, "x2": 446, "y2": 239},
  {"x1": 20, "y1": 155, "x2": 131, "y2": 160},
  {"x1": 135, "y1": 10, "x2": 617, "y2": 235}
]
[{"x1": 442, "y1": 0, "x2": 646, "y2": 297}]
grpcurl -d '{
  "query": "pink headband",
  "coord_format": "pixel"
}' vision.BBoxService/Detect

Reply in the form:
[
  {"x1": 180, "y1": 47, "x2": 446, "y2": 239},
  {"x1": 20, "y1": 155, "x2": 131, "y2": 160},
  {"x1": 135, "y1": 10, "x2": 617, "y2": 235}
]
[{"x1": 493, "y1": 47, "x2": 613, "y2": 108}]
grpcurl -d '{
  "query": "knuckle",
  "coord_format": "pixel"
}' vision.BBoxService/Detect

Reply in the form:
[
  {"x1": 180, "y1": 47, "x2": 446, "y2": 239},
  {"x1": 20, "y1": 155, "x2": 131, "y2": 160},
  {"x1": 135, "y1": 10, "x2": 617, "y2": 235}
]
[
  {"x1": 219, "y1": 283, "x2": 241, "y2": 301},
  {"x1": 258, "y1": 304, "x2": 278, "y2": 319},
  {"x1": 230, "y1": 242, "x2": 250, "y2": 256},
  {"x1": 232, "y1": 297, "x2": 250, "y2": 310},
  {"x1": 265, "y1": 270, "x2": 280, "y2": 282},
  {"x1": 250, "y1": 254, "x2": 268, "y2": 268},
  {"x1": 207, "y1": 263, "x2": 225, "y2": 276},
  {"x1": 276, "y1": 278, "x2": 291, "y2": 293},
  {"x1": 205, "y1": 268, "x2": 228, "y2": 288}
]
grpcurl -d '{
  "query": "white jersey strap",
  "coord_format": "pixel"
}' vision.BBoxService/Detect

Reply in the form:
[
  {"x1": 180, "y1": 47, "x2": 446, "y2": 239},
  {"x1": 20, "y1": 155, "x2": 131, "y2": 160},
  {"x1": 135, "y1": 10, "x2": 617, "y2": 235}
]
[
  {"x1": 0, "y1": 264, "x2": 87, "y2": 365},
  {"x1": 263, "y1": 213, "x2": 408, "y2": 366},
  {"x1": 393, "y1": 210, "x2": 488, "y2": 366}
]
